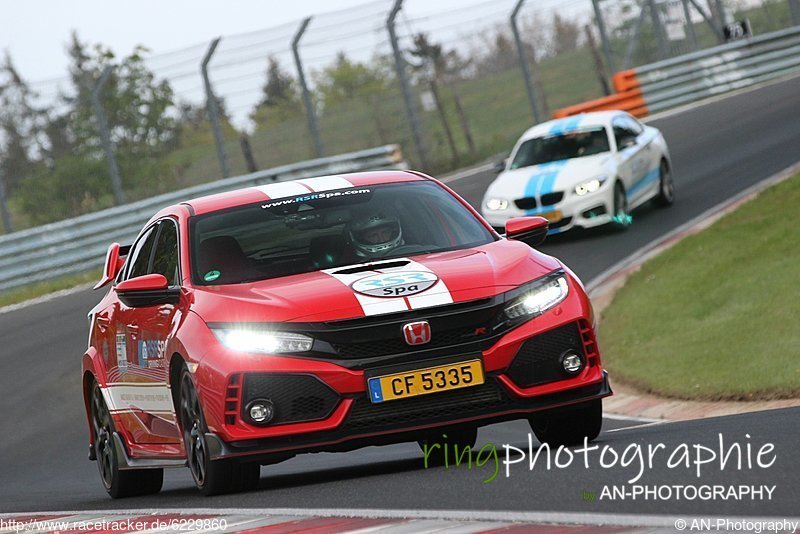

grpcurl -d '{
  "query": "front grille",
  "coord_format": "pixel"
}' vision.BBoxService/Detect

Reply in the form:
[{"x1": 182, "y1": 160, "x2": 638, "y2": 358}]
[
  {"x1": 514, "y1": 193, "x2": 563, "y2": 210},
  {"x1": 344, "y1": 378, "x2": 514, "y2": 431},
  {"x1": 506, "y1": 322, "x2": 585, "y2": 387},
  {"x1": 224, "y1": 374, "x2": 242, "y2": 426},
  {"x1": 514, "y1": 197, "x2": 538, "y2": 210},
  {"x1": 312, "y1": 297, "x2": 506, "y2": 366},
  {"x1": 540, "y1": 192, "x2": 564, "y2": 206},
  {"x1": 331, "y1": 324, "x2": 491, "y2": 360},
  {"x1": 242, "y1": 373, "x2": 340, "y2": 425}
]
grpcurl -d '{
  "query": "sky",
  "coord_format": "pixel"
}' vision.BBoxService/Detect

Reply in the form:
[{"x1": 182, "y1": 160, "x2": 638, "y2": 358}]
[
  {"x1": 1, "y1": 0, "x2": 466, "y2": 81},
  {"x1": 0, "y1": 0, "x2": 589, "y2": 127}
]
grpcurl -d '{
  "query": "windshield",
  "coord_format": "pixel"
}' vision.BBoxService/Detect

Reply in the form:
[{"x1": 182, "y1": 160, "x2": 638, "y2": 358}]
[
  {"x1": 510, "y1": 126, "x2": 610, "y2": 169},
  {"x1": 190, "y1": 181, "x2": 495, "y2": 285}
]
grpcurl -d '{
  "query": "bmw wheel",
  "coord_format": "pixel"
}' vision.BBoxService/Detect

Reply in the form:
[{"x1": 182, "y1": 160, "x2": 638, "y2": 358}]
[
  {"x1": 179, "y1": 367, "x2": 259, "y2": 495},
  {"x1": 90, "y1": 381, "x2": 163, "y2": 498},
  {"x1": 655, "y1": 160, "x2": 675, "y2": 207},
  {"x1": 611, "y1": 181, "x2": 631, "y2": 231}
]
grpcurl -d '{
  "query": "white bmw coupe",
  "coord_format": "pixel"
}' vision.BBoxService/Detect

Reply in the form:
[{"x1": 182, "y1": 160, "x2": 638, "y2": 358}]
[{"x1": 482, "y1": 111, "x2": 674, "y2": 234}]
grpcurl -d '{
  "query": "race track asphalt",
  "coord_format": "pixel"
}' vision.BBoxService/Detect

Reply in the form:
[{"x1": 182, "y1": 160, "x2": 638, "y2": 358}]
[{"x1": 0, "y1": 76, "x2": 798, "y2": 514}]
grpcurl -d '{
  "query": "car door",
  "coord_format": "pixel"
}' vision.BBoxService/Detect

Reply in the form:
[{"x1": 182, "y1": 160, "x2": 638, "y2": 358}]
[
  {"x1": 114, "y1": 219, "x2": 182, "y2": 444},
  {"x1": 110, "y1": 224, "x2": 157, "y2": 381},
  {"x1": 629, "y1": 116, "x2": 662, "y2": 204},
  {"x1": 612, "y1": 117, "x2": 649, "y2": 205}
]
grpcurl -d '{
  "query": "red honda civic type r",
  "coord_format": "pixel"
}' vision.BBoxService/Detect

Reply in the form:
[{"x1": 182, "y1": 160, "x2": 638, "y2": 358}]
[{"x1": 82, "y1": 170, "x2": 612, "y2": 497}]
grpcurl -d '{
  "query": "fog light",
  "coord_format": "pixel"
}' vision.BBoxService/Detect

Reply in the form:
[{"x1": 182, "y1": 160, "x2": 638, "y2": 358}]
[
  {"x1": 561, "y1": 352, "x2": 583, "y2": 374},
  {"x1": 248, "y1": 400, "x2": 274, "y2": 424}
]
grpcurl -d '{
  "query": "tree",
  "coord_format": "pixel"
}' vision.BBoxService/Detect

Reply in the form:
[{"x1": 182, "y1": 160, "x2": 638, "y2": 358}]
[
  {"x1": 0, "y1": 53, "x2": 49, "y2": 192},
  {"x1": 14, "y1": 32, "x2": 181, "y2": 223},
  {"x1": 250, "y1": 56, "x2": 301, "y2": 129},
  {"x1": 410, "y1": 33, "x2": 476, "y2": 156},
  {"x1": 312, "y1": 52, "x2": 388, "y2": 109},
  {"x1": 408, "y1": 33, "x2": 459, "y2": 162},
  {"x1": 552, "y1": 13, "x2": 582, "y2": 55},
  {"x1": 473, "y1": 27, "x2": 519, "y2": 76}
]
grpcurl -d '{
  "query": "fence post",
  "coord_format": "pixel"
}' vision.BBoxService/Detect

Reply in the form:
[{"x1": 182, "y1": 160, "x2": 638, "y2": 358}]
[
  {"x1": 649, "y1": 0, "x2": 670, "y2": 59},
  {"x1": 387, "y1": 0, "x2": 430, "y2": 170},
  {"x1": 201, "y1": 38, "x2": 230, "y2": 178},
  {"x1": 689, "y1": 0, "x2": 725, "y2": 41},
  {"x1": 681, "y1": 0, "x2": 699, "y2": 51},
  {"x1": 0, "y1": 167, "x2": 12, "y2": 233},
  {"x1": 590, "y1": 0, "x2": 616, "y2": 76},
  {"x1": 623, "y1": 3, "x2": 648, "y2": 69},
  {"x1": 713, "y1": 0, "x2": 727, "y2": 29},
  {"x1": 788, "y1": 0, "x2": 800, "y2": 25},
  {"x1": 90, "y1": 65, "x2": 126, "y2": 206},
  {"x1": 240, "y1": 135, "x2": 258, "y2": 173},
  {"x1": 511, "y1": 0, "x2": 542, "y2": 123},
  {"x1": 585, "y1": 25, "x2": 611, "y2": 95},
  {"x1": 293, "y1": 17, "x2": 325, "y2": 158}
]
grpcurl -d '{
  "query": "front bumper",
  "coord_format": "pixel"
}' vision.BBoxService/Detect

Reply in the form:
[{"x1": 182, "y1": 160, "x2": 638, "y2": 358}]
[
  {"x1": 190, "y1": 273, "x2": 610, "y2": 462},
  {"x1": 482, "y1": 184, "x2": 616, "y2": 234},
  {"x1": 206, "y1": 371, "x2": 612, "y2": 462}
]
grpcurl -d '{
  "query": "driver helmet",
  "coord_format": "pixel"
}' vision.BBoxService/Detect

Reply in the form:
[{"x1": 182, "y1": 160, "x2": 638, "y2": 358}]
[{"x1": 348, "y1": 210, "x2": 403, "y2": 257}]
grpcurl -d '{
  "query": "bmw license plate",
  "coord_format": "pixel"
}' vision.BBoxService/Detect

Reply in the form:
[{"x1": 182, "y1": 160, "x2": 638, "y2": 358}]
[
  {"x1": 367, "y1": 360, "x2": 484, "y2": 403},
  {"x1": 540, "y1": 210, "x2": 563, "y2": 223}
]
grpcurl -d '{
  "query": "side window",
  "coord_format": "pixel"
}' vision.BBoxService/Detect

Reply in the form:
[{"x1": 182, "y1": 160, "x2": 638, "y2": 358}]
[
  {"x1": 126, "y1": 226, "x2": 158, "y2": 280},
  {"x1": 150, "y1": 220, "x2": 180, "y2": 286},
  {"x1": 623, "y1": 116, "x2": 643, "y2": 136},
  {"x1": 613, "y1": 119, "x2": 637, "y2": 148}
]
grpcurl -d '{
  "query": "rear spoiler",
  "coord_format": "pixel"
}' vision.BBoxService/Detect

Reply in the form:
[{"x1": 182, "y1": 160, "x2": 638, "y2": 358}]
[{"x1": 94, "y1": 243, "x2": 131, "y2": 290}]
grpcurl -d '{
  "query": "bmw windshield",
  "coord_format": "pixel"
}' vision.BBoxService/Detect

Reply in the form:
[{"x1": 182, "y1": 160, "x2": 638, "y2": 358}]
[
  {"x1": 190, "y1": 181, "x2": 495, "y2": 285},
  {"x1": 510, "y1": 127, "x2": 611, "y2": 169}
]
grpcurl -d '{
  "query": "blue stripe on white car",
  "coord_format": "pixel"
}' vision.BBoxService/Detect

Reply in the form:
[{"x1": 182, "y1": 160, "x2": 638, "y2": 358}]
[
  {"x1": 523, "y1": 160, "x2": 568, "y2": 216},
  {"x1": 549, "y1": 115, "x2": 583, "y2": 136},
  {"x1": 627, "y1": 167, "x2": 660, "y2": 199}
]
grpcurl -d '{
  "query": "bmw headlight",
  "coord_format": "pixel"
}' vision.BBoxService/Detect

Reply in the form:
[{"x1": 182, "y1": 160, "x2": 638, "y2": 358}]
[
  {"x1": 211, "y1": 328, "x2": 313, "y2": 354},
  {"x1": 574, "y1": 176, "x2": 607, "y2": 196},
  {"x1": 504, "y1": 276, "x2": 569, "y2": 320},
  {"x1": 485, "y1": 198, "x2": 509, "y2": 211}
]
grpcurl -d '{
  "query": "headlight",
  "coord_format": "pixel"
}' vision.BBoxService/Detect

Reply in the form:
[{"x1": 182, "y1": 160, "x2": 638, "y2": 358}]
[
  {"x1": 504, "y1": 276, "x2": 569, "y2": 319},
  {"x1": 574, "y1": 176, "x2": 607, "y2": 196},
  {"x1": 211, "y1": 328, "x2": 313, "y2": 354},
  {"x1": 485, "y1": 198, "x2": 509, "y2": 211}
]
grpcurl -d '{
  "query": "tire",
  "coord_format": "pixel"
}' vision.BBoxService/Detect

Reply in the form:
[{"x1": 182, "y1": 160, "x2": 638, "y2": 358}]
[
  {"x1": 418, "y1": 426, "x2": 478, "y2": 467},
  {"x1": 90, "y1": 381, "x2": 163, "y2": 498},
  {"x1": 178, "y1": 367, "x2": 260, "y2": 496},
  {"x1": 528, "y1": 399, "x2": 603, "y2": 447},
  {"x1": 654, "y1": 159, "x2": 675, "y2": 207},
  {"x1": 610, "y1": 181, "x2": 631, "y2": 231}
]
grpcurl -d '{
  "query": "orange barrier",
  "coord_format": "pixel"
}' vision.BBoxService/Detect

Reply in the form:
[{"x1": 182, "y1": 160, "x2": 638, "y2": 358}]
[
  {"x1": 551, "y1": 88, "x2": 648, "y2": 119},
  {"x1": 612, "y1": 70, "x2": 641, "y2": 92},
  {"x1": 552, "y1": 69, "x2": 647, "y2": 119}
]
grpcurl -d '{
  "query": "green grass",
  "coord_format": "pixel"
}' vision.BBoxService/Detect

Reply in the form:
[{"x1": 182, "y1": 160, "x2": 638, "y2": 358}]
[
  {"x1": 598, "y1": 173, "x2": 800, "y2": 401},
  {"x1": 0, "y1": 270, "x2": 100, "y2": 308}
]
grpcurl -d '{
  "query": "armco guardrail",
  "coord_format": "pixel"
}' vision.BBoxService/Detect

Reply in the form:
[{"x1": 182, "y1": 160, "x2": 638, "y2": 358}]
[
  {"x1": 554, "y1": 25, "x2": 800, "y2": 118},
  {"x1": 0, "y1": 145, "x2": 406, "y2": 291}
]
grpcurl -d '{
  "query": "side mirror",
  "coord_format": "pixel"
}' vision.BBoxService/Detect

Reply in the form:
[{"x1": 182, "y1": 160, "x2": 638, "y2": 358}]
[
  {"x1": 94, "y1": 243, "x2": 128, "y2": 290},
  {"x1": 493, "y1": 158, "x2": 509, "y2": 174},
  {"x1": 116, "y1": 274, "x2": 180, "y2": 308},
  {"x1": 618, "y1": 136, "x2": 637, "y2": 150},
  {"x1": 505, "y1": 216, "x2": 549, "y2": 247}
]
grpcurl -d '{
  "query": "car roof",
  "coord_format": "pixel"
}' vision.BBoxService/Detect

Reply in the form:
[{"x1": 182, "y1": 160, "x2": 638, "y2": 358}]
[
  {"x1": 179, "y1": 170, "x2": 429, "y2": 216},
  {"x1": 518, "y1": 111, "x2": 625, "y2": 142}
]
